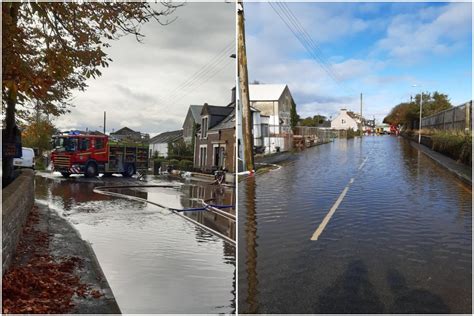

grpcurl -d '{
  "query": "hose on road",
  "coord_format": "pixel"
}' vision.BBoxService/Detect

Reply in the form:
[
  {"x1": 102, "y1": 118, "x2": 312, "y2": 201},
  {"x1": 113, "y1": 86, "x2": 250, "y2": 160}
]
[{"x1": 93, "y1": 184, "x2": 236, "y2": 246}]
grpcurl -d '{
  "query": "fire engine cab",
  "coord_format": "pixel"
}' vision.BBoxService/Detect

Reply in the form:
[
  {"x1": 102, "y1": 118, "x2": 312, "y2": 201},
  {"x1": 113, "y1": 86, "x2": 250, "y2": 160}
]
[{"x1": 51, "y1": 131, "x2": 148, "y2": 178}]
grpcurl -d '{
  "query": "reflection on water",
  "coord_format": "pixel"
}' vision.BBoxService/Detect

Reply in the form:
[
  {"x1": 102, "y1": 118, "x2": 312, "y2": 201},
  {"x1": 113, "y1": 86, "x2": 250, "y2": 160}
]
[
  {"x1": 243, "y1": 176, "x2": 258, "y2": 313},
  {"x1": 238, "y1": 136, "x2": 471, "y2": 313},
  {"x1": 35, "y1": 174, "x2": 235, "y2": 314}
]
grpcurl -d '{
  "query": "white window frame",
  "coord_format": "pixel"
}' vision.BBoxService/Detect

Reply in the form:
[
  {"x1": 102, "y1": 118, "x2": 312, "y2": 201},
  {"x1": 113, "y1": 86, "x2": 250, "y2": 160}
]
[
  {"x1": 201, "y1": 116, "x2": 209, "y2": 139},
  {"x1": 199, "y1": 145, "x2": 207, "y2": 168}
]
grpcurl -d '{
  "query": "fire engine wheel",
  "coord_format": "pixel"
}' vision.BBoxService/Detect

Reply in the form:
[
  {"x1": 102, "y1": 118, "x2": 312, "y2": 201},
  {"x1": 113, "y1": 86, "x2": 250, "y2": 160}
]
[
  {"x1": 122, "y1": 163, "x2": 136, "y2": 177},
  {"x1": 61, "y1": 172, "x2": 71, "y2": 178},
  {"x1": 85, "y1": 162, "x2": 98, "y2": 178}
]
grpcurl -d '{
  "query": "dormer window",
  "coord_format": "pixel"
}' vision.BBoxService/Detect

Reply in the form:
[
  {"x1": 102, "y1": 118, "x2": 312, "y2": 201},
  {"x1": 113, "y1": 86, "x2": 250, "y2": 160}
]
[{"x1": 201, "y1": 116, "x2": 208, "y2": 139}]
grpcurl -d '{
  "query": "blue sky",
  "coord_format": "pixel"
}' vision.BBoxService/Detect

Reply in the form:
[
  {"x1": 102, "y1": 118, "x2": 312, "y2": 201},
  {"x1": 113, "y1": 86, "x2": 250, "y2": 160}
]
[{"x1": 245, "y1": 2, "x2": 472, "y2": 122}]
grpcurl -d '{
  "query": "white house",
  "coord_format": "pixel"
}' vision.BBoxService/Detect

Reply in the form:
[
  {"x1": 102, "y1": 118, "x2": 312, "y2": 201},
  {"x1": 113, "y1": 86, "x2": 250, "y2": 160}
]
[
  {"x1": 149, "y1": 129, "x2": 183, "y2": 158},
  {"x1": 248, "y1": 84, "x2": 294, "y2": 153},
  {"x1": 331, "y1": 109, "x2": 362, "y2": 131}
]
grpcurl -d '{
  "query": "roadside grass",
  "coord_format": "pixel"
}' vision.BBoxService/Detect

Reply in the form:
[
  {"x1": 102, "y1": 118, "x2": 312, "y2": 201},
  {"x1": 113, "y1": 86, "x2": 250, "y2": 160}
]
[
  {"x1": 404, "y1": 129, "x2": 472, "y2": 166},
  {"x1": 428, "y1": 130, "x2": 472, "y2": 166}
]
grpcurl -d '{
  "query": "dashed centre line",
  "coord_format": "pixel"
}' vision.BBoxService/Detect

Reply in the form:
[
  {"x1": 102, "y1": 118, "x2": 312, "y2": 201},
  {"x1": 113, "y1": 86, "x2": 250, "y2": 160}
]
[{"x1": 310, "y1": 156, "x2": 368, "y2": 241}]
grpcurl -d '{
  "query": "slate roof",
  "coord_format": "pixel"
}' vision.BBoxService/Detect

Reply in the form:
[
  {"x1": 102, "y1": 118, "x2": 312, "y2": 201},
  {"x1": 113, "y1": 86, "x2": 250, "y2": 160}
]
[
  {"x1": 249, "y1": 84, "x2": 287, "y2": 101},
  {"x1": 209, "y1": 109, "x2": 235, "y2": 131},
  {"x1": 203, "y1": 105, "x2": 234, "y2": 117},
  {"x1": 111, "y1": 127, "x2": 138, "y2": 135},
  {"x1": 149, "y1": 129, "x2": 183, "y2": 144},
  {"x1": 188, "y1": 105, "x2": 204, "y2": 123}
]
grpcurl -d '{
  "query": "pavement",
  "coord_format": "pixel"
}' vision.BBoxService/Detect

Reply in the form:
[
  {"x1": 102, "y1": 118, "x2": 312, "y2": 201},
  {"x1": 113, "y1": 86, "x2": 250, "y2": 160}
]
[
  {"x1": 410, "y1": 140, "x2": 472, "y2": 184},
  {"x1": 5, "y1": 202, "x2": 121, "y2": 314}
]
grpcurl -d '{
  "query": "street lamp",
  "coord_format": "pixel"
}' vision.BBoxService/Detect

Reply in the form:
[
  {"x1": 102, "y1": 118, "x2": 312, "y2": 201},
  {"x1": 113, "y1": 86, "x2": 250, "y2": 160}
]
[{"x1": 412, "y1": 85, "x2": 423, "y2": 144}]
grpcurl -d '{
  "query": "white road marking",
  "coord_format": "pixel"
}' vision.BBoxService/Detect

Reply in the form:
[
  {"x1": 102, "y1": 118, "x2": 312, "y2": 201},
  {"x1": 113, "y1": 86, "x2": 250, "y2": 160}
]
[
  {"x1": 358, "y1": 156, "x2": 368, "y2": 170},
  {"x1": 311, "y1": 184, "x2": 350, "y2": 241},
  {"x1": 310, "y1": 155, "x2": 369, "y2": 241}
]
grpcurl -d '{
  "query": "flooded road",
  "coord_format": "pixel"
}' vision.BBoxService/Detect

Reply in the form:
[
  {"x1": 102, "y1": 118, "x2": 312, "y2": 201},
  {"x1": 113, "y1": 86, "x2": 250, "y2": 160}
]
[
  {"x1": 238, "y1": 136, "x2": 471, "y2": 313},
  {"x1": 35, "y1": 173, "x2": 235, "y2": 314}
]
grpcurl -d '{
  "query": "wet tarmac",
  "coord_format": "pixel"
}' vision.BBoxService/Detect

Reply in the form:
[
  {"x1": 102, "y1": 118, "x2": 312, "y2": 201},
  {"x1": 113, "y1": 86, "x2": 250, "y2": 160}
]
[
  {"x1": 238, "y1": 136, "x2": 472, "y2": 313},
  {"x1": 35, "y1": 172, "x2": 235, "y2": 314}
]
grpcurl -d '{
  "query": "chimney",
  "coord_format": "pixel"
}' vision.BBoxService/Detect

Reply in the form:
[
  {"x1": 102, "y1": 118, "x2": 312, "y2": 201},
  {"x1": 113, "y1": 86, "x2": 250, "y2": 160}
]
[{"x1": 231, "y1": 87, "x2": 236, "y2": 104}]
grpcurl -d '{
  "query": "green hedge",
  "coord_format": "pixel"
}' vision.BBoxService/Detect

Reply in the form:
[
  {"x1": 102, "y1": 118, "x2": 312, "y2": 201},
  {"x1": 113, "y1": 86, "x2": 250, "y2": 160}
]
[
  {"x1": 430, "y1": 131, "x2": 471, "y2": 165},
  {"x1": 179, "y1": 159, "x2": 194, "y2": 171}
]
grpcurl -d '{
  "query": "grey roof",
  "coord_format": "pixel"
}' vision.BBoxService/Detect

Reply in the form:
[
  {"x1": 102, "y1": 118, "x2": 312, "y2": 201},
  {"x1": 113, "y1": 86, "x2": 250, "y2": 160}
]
[
  {"x1": 149, "y1": 129, "x2": 183, "y2": 144},
  {"x1": 203, "y1": 105, "x2": 234, "y2": 117},
  {"x1": 189, "y1": 105, "x2": 204, "y2": 123},
  {"x1": 111, "y1": 127, "x2": 138, "y2": 135},
  {"x1": 209, "y1": 109, "x2": 235, "y2": 131}
]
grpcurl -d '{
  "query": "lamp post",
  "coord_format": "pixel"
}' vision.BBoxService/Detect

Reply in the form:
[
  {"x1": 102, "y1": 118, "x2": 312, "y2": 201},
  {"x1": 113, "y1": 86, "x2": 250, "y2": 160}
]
[{"x1": 412, "y1": 85, "x2": 423, "y2": 144}]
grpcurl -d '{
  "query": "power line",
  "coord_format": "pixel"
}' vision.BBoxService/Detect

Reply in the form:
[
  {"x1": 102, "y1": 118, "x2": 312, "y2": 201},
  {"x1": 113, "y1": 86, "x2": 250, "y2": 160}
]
[
  {"x1": 162, "y1": 58, "x2": 233, "y2": 107},
  {"x1": 269, "y1": 2, "x2": 355, "y2": 97},
  {"x1": 157, "y1": 41, "x2": 235, "y2": 106}
]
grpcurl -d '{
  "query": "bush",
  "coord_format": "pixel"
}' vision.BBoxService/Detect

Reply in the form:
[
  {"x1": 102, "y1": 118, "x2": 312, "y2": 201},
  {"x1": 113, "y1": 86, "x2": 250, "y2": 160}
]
[
  {"x1": 430, "y1": 130, "x2": 471, "y2": 165},
  {"x1": 179, "y1": 159, "x2": 194, "y2": 171},
  {"x1": 346, "y1": 128, "x2": 357, "y2": 139},
  {"x1": 35, "y1": 158, "x2": 46, "y2": 170},
  {"x1": 168, "y1": 159, "x2": 180, "y2": 167}
]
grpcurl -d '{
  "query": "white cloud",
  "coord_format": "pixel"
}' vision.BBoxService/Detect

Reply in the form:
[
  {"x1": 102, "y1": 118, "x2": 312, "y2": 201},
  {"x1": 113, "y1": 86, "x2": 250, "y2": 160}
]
[
  {"x1": 55, "y1": 2, "x2": 235, "y2": 135},
  {"x1": 374, "y1": 3, "x2": 471, "y2": 62}
]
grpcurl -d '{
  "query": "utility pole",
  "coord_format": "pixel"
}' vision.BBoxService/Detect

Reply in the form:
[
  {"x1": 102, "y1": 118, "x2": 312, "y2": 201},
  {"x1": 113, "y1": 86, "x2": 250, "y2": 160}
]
[
  {"x1": 103, "y1": 111, "x2": 106, "y2": 135},
  {"x1": 238, "y1": 0, "x2": 254, "y2": 172}
]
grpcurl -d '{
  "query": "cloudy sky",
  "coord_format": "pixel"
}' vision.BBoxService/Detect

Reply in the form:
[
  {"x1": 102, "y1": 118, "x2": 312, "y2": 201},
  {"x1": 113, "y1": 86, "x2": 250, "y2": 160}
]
[
  {"x1": 245, "y1": 2, "x2": 472, "y2": 123},
  {"x1": 55, "y1": 2, "x2": 235, "y2": 136}
]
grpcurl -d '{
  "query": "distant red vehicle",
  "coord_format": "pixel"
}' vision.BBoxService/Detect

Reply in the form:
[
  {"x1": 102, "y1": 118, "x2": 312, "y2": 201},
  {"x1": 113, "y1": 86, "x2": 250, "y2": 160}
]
[
  {"x1": 390, "y1": 125, "x2": 399, "y2": 135},
  {"x1": 51, "y1": 131, "x2": 148, "y2": 178}
]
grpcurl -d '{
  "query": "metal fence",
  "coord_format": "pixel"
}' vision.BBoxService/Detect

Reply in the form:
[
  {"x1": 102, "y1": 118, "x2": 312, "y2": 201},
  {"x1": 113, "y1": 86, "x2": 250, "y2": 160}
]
[
  {"x1": 293, "y1": 126, "x2": 336, "y2": 142},
  {"x1": 252, "y1": 125, "x2": 337, "y2": 154},
  {"x1": 421, "y1": 101, "x2": 472, "y2": 131}
]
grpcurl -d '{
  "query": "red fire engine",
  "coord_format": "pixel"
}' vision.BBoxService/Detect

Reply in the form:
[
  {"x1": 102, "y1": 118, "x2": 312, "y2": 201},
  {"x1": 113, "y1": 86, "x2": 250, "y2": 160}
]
[{"x1": 51, "y1": 131, "x2": 148, "y2": 178}]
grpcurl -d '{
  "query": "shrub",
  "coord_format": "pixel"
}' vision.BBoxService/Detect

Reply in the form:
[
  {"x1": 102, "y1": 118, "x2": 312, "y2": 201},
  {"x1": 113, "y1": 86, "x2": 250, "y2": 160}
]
[
  {"x1": 179, "y1": 159, "x2": 194, "y2": 171},
  {"x1": 430, "y1": 130, "x2": 471, "y2": 165},
  {"x1": 168, "y1": 159, "x2": 180, "y2": 167},
  {"x1": 35, "y1": 158, "x2": 46, "y2": 170}
]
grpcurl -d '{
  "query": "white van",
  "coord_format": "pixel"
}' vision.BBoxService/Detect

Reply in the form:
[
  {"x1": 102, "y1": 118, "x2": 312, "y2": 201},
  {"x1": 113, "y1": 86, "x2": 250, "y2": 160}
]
[{"x1": 13, "y1": 147, "x2": 35, "y2": 169}]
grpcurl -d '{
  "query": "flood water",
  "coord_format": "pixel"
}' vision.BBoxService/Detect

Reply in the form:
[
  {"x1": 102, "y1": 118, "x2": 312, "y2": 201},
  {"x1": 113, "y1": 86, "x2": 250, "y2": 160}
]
[
  {"x1": 238, "y1": 136, "x2": 472, "y2": 313},
  {"x1": 35, "y1": 173, "x2": 235, "y2": 314}
]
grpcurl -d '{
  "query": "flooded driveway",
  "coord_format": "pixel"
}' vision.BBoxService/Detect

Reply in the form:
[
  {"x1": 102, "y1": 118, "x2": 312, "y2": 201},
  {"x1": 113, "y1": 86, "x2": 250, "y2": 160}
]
[
  {"x1": 35, "y1": 173, "x2": 235, "y2": 314},
  {"x1": 238, "y1": 136, "x2": 471, "y2": 313}
]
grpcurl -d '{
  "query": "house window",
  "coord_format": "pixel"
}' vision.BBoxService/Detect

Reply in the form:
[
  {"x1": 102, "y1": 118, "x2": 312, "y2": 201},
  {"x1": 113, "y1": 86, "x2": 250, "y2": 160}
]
[
  {"x1": 262, "y1": 124, "x2": 269, "y2": 137},
  {"x1": 201, "y1": 117, "x2": 208, "y2": 139},
  {"x1": 199, "y1": 146, "x2": 207, "y2": 168},
  {"x1": 341, "y1": 119, "x2": 346, "y2": 124}
]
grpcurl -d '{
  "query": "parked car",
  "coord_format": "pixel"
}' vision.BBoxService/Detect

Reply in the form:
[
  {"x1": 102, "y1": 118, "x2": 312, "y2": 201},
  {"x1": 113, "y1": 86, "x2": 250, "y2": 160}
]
[{"x1": 13, "y1": 147, "x2": 35, "y2": 169}]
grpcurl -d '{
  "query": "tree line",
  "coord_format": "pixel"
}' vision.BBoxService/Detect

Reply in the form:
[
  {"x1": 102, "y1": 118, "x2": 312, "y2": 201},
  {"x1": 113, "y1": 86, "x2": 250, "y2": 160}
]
[{"x1": 383, "y1": 91, "x2": 452, "y2": 129}]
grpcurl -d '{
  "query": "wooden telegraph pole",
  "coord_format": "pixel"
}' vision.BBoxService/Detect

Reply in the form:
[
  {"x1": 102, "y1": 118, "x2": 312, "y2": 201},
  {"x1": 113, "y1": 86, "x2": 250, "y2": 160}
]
[{"x1": 237, "y1": 0, "x2": 254, "y2": 172}]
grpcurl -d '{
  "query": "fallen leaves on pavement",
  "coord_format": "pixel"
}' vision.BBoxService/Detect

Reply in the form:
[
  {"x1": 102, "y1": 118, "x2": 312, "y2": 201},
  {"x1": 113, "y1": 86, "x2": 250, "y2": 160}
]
[{"x1": 2, "y1": 207, "x2": 103, "y2": 314}]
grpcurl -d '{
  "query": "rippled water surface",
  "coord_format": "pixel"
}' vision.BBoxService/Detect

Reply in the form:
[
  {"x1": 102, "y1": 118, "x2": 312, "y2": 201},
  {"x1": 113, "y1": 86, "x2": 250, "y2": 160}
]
[
  {"x1": 238, "y1": 136, "x2": 471, "y2": 313},
  {"x1": 35, "y1": 174, "x2": 235, "y2": 314}
]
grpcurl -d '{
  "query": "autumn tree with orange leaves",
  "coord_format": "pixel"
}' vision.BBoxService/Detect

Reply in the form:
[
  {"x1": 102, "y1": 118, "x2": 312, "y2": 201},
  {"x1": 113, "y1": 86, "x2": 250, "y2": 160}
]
[{"x1": 2, "y1": 1, "x2": 182, "y2": 185}]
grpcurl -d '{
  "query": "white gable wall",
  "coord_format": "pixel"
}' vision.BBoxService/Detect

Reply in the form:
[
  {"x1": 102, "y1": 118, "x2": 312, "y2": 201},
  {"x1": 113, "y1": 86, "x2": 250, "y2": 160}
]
[{"x1": 331, "y1": 110, "x2": 359, "y2": 131}]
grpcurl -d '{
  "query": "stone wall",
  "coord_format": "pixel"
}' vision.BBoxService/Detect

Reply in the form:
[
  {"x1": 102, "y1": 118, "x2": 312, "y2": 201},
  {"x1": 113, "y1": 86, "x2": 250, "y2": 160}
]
[{"x1": 2, "y1": 169, "x2": 35, "y2": 275}]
